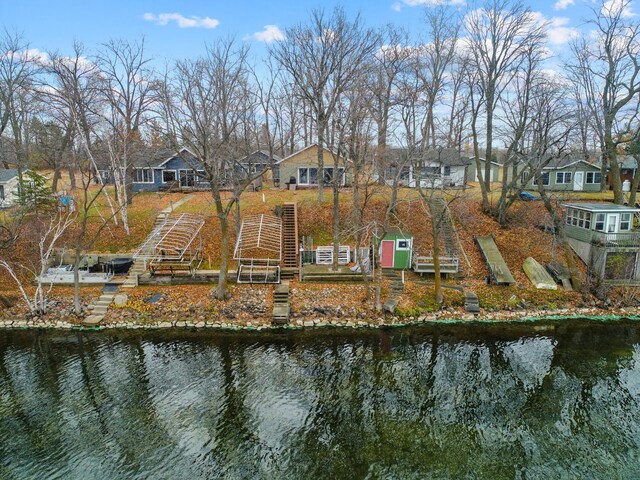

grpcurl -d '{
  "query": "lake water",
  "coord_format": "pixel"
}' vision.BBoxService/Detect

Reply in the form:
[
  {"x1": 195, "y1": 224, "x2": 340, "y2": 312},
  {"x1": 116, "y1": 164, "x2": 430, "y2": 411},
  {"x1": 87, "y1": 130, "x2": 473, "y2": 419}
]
[{"x1": 2, "y1": 320, "x2": 640, "y2": 479}]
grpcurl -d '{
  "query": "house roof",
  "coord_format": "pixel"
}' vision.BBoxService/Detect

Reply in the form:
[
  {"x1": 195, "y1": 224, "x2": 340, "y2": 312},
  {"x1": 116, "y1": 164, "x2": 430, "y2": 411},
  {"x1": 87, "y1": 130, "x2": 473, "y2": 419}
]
[
  {"x1": 619, "y1": 155, "x2": 639, "y2": 170},
  {"x1": 384, "y1": 147, "x2": 471, "y2": 167},
  {"x1": 0, "y1": 169, "x2": 19, "y2": 183},
  {"x1": 467, "y1": 157, "x2": 503, "y2": 167},
  {"x1": 238, "y1": 150, "x2": 282, "y2": 164},
  {"x1": 148, "y1": 148, "x2": 198, "y2": 168},
  {"x1": 543, "y1": 157, "x2": 600, "y2": 170},
  {"x1": 563, "y1": 202, "x2": 640, "y2": 213},
  {"x1": 277, "y1": 144, "x2": 349, "y2": 164}
]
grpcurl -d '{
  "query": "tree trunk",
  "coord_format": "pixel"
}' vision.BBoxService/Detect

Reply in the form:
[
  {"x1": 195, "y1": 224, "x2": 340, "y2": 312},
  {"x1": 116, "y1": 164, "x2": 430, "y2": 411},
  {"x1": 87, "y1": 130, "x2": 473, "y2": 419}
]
[
  {"x1": 430, "y1": 205, "x2": 443, "y2": 305},
  {"x1": 51, "y1": 168, "x2": 61, "y2": 192},
  {"x1": 471, "y1": 107, "x2": 490, "y2": 213},
  {"x1": 484, "y1": 94, "x2": 494, "y2": 197},
  {"x1": 216, "y1": 214, "x2": 231, "y2": 300},
  {"x1": 316, "y1": 118, "x2": 325, "y2": 203},
  {"x1": 73, "y1": 247, "x2": 82, "y2": 315},
  {"x1": 332, "y1": 182, "x2": 340, "y2": 270},
  {"x1": 68, "y1": 167, "x2": 76, "y2": 189}
]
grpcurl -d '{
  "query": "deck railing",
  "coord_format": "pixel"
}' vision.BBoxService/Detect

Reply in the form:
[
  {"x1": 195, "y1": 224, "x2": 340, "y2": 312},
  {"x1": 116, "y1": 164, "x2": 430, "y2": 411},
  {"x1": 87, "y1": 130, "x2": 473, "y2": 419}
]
[
  {"x1": 591, "y1": 231, "x2": 640, "y2": 247},
  {"x1": 413, "y1": 254, "x2": 459, "y2": 273}
]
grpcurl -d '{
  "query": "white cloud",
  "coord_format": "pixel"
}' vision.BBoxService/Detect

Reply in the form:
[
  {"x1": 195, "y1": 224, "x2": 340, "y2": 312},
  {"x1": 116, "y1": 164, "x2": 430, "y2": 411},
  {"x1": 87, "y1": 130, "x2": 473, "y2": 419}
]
[
  {"x1": 547, "y1": 17, "x2": 579, "y2": 45},
  {"x1": 395, "y1": 0, "x2": 465, "y2": 7},
  {"x1": 554, "y1": 0, "x2": 575, "y2": 10},
  {"x1": 252, "y1": 25, "x2": 284, "y2": 43},
  {"x1": 143, "y1": 12, "x2": 220, "y2": 29},
  {"x1": 602, "y1": 0, "x2": 636, "y2": 18}
]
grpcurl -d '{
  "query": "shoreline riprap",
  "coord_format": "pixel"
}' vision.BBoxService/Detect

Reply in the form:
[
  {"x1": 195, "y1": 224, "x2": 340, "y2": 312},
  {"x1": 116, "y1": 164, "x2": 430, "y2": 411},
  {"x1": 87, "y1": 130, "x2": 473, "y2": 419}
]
[{"x1": 1, "y1": 305, "x2": 639, "y2": 332}]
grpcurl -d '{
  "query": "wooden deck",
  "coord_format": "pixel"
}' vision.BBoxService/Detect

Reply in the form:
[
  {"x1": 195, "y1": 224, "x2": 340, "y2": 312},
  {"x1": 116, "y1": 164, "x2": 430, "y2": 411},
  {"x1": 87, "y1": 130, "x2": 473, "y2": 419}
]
[{"x1": 475, "y1": 235, "x2": 515, "y2": 285}]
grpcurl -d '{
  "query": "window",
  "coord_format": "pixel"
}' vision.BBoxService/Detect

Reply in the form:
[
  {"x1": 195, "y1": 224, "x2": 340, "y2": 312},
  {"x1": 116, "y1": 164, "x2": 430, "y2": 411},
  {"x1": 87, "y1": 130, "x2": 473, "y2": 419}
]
[
  {"x1": 162, "y1": 170, "x2": 176, "y2": 183},
  {"x1": 422, "y1": 166, "x2": 441, "y2": 176},
  {"x1": 134, "y1": 168, "x2": 153, "y2": 183},
  {"x1": 299, "y1": 167, "x2": 341, "y2": 185},
  {"x1": 0, "y1": 185, "x2": 4, "y2": 200},
  {"x1": 556, "y1": 172, "x2": 572, "y2": 184},
  {"x1": 621, "y1": 213, "x2": 631, "y2": 231},
  {"x1": 298, "y1": 167, "x2": 318, "y2": 185},
  {"x1": 565, "y1": 208, "x2": 591, "y2": 229},
  {"x1": 586, "y1": 172, "x2": 602, "y2": 184},
  {"x1": 397, "y1": 239, "x2": 410, "y2": 250},
  {"x1": 323, "y1": 167, "x2": 345, "y2": 184},
  {"x1": 443, "y1": 165, "x2": 451, "y2": 176},
  {"x1": 299, "y1": 168, "x2": 308, "y2": 184},
  {"x1": 595, "y1": 213, "x2": 605, "y2": 231},
  {"x1": 521, "y1": 171, "x2": 530, "y2": 184},
  {"x1": 533, "y1": 172, "x2": 550, "y2": 186}
]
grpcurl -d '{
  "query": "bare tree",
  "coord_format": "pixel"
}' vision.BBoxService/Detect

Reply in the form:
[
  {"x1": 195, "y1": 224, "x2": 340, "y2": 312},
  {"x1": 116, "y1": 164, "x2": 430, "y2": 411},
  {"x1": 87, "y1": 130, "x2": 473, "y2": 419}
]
[
  {"x1": 95, "y1": 38, "x2": 157, "y2": 233},
  {"x1": 251, "y1": 57, "x2": 282, "y2": 186},
  {"x1": 568, "y1": 0, "x2": 640, "y2": 204},
  {"x1": 159, "y1": 39, "x2": 259, "y2": 300},
  {"x1": 271, "y1": 7, "x2": 379, "y2": 202},
  {"x1": 44, "y1": 43, "x2": 118, "y2": 223},
  {"x1": 465, "y1": 0, "x2": 547, "y2": 212},
  {"x1": 0, "y1": 30, "x2": 40, "y2": 172},
  {"x1": 493, "y1": 38, "x2": 549, "y2": 225},
  {"x1": 368, "y1": 26, "x2": 412, "y2": 183},
  {"x1": 415, "y1": 6, "x2": 459, "y2": 150},
  {"x1": 0, "y1": 209, "x2": 75, "y2": 315}
]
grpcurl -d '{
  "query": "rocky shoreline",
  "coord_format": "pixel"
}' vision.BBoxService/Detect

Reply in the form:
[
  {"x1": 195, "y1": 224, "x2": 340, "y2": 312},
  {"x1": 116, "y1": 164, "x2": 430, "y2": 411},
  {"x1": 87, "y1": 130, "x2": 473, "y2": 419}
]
[{"x1": 1, "y1": 305, "x2": 639, "y2": 331}]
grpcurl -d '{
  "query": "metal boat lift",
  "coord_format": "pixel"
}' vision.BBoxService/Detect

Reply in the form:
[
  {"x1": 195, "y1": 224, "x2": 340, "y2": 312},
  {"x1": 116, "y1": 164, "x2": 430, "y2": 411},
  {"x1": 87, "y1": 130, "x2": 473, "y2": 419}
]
[
  {"x1": 134, "y1": 213, "x2": 205, "y2": 275},
  {"x1": 234, "y1": 214, "x2": 282, "y2": 283}
]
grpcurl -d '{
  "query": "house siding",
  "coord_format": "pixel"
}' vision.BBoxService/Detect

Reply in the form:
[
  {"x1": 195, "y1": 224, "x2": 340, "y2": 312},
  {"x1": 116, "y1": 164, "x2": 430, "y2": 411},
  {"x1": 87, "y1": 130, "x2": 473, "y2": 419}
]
[
  {"x1": 524, "y1": 164, "x2": 602, "y2": 192},
  {"x1": 468, "y1": 160, "x2": 501, "y2": 183},
  {"x1": 0, "y1": 176, "x2": 19, "y2": 207},
  {"x1": 132, "y1": 154, "x2": 208, "y2": 192},
  {"x1": 408, "y1": 164, "x2": 467, "y2": 188},
  {"x1": 279, "y1": 145, "x2": 352, "y2": 187}
]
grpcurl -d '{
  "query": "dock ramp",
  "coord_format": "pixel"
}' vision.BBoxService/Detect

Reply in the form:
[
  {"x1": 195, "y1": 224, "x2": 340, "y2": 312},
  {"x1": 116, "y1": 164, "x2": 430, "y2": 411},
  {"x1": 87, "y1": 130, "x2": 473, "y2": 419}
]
[{"x1": 474, "y1": 235, "x2": 515, "y2": 285}]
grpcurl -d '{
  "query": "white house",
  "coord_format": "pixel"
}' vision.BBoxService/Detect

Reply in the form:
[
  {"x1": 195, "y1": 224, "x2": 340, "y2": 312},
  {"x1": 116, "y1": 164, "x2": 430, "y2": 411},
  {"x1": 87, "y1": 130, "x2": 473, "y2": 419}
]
[
  {"x1": 384, "y1": 148, "x2": 470, "y2": 188},
  {"x1": 0, "y1": 169, "x2": 20, "y2": 207}
]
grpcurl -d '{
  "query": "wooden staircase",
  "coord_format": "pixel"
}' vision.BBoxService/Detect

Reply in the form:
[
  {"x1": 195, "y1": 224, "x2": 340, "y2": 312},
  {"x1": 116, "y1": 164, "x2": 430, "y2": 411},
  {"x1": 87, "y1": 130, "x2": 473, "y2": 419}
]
[
  {"x1": 282, "y1": 203, "x2": 298, "y2": 268},
  {"x1": 121, "y1": 259, "x2": 146, "y2": 289},
  {"x1": 382, "y1": 269, "x2": 405, "y2": 313},
  {"x1": 272, "y1": 282, "x2": 290, "y2": 325}
]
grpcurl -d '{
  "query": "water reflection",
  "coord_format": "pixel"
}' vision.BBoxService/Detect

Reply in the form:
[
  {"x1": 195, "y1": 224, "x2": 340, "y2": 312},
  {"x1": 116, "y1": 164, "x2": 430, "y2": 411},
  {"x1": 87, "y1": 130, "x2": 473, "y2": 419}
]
[{"x1": 1, "y1": 321, "x2": 639, "y2": 479}]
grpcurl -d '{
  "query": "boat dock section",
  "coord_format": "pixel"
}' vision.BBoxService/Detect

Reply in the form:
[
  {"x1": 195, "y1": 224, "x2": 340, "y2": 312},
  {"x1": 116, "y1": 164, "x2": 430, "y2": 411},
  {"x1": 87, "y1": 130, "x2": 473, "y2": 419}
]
[{"x1": 475, "y1": 235, "x2": 515, "y2": 285}]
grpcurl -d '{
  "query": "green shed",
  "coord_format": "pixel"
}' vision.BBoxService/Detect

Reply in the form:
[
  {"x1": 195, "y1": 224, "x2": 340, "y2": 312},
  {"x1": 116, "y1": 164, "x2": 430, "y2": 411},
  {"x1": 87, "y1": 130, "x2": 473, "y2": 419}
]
[{"x1": 378, "y1": 231, "x2": 413, "y2": 269}]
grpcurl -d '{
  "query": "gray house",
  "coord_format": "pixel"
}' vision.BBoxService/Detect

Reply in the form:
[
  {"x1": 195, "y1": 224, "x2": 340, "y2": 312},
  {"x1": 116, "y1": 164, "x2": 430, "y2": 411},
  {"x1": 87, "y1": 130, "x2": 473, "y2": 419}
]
[
  {"x1": 521, "y1": 158, "x2": 602, "y2": 192},
  {"x1": 384, "y1": 148, "x2": 471, "y2": 188},
  {"x1": 563, "y1": 202, "x2": 640, "y2": 283},
  {"x1": 234, "y1": 150, "x2": 281, "y2": 188},
  {"x1": 467, "y1": 157, "x2": 502, "y2": 183},
  {"x1": 132, "y1": 148, "x2": 209, "y2": 192}
]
